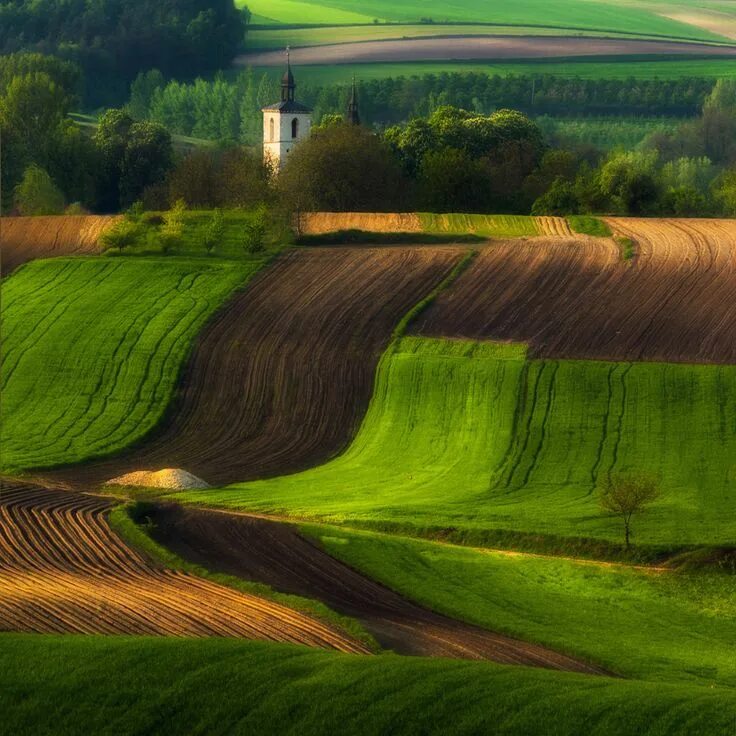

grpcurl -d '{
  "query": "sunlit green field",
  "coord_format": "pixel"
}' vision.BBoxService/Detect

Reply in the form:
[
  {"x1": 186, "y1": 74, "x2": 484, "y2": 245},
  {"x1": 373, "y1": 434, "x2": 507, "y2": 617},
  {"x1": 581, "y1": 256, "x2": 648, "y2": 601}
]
[
  {"x1": 241, "y1": 0, "x2": 725, "y2": 42},
  {"x1": 305, "y1": 524, "x2": 736, "y2": 685},
  {"x1": 4, "y1": 635, "x2": 736, "y2": 735},
  {"x1": 178, "y1": 337, "x2": 736, "y2": 548},
  {"x1": 0, "y1": 257, "x2": 258, "y2": 473}
]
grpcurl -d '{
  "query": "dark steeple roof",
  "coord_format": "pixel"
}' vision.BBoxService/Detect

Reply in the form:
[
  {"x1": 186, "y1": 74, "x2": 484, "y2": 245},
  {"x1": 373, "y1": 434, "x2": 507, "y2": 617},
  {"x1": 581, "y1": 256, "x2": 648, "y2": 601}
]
[
  {"x1": 262, "y1": 47, "x2": 312, "y2": 114},
  {"x1": 347, "y1": 75, "x2": 360, "y2": 125}
]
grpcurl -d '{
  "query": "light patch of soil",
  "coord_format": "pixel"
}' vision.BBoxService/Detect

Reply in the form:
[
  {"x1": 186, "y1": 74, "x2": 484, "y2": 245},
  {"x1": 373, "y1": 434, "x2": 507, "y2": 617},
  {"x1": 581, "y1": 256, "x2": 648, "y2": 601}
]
[
  {"x1": 660, "y1": 11, "x2": 736, "y2": 42},
  {"x1": 237, "y1": 35, "x2": 736, "y2": 67},
  {"x1": 299, "y1": 212, "x2": 422, "y2": 234},
  {"x1": 106, "y1": 468, "x2": 211, "y2": 490}
]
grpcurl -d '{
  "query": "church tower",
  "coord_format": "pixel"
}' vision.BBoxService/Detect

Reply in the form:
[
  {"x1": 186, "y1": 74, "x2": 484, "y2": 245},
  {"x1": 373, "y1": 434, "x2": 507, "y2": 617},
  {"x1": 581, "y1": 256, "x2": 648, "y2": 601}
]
[
  {"x1": 347, "y1": 76, "x2": 360, "y2": 126},
  {"x1": 262, "y1": 50, "x2": 312, "y2": 172}
]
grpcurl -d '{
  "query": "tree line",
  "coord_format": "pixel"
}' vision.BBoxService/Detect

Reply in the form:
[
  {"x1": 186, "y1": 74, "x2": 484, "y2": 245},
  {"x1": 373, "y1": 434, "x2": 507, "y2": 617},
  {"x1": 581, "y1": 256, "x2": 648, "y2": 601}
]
[
  {"x1": 0, "y1": 0, "x2": 248, "y2": 105},
  {"x1": 127, "y1": 70, "x2": 716, "y2": 143}
]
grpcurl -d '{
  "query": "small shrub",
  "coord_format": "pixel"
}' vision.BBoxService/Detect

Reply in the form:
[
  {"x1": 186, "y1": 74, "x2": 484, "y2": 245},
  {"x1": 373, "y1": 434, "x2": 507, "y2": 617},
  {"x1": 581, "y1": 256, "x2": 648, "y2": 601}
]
[
  {"x1": 100, "y1": 220, "x2": 144, "y2": 253},
  {"x1": 568, "y1": 215, "x2": 612, "y2": 237}
]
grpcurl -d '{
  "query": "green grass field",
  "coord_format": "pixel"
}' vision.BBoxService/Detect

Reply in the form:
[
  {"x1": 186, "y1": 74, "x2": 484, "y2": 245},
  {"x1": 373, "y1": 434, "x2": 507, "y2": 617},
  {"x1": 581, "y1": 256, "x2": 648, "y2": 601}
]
[
  {"x1": 3, "y1": 635, "x2": 736, "y2": 735},
  {"x1": 0, "y1": 257, "x2": 259, "y2": 473},
  {"x1": 176, "y1": 337, "x2": 736, "y2": 548},
  {"x1": 241, "y1": 0, "x2": 726, "y2": 42},
  {"x1": 304, "y1": 524, "x2": 736, "y2": 686}
]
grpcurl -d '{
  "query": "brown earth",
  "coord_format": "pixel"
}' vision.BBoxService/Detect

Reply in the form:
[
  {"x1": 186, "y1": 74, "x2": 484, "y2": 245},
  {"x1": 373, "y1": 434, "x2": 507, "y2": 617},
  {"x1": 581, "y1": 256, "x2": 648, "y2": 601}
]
[
  {"x1": 237, "y1": 35, "x2": 736, "y2": 67},
  {"x1": 413, "y1": 219, "x2": 736, "y2": 364},
  {"x1": 1, "y1": 215, "x2": 120, "y2": 276},
  {"x1": 145, "y1": 502, "x2": 610, "y2": 672},
  {"x1": 50, "y1": 246, "x2": 461, "y2": 487},
  {"x1": 0, "y1": 481, "x2": 367, "y2": 651}
]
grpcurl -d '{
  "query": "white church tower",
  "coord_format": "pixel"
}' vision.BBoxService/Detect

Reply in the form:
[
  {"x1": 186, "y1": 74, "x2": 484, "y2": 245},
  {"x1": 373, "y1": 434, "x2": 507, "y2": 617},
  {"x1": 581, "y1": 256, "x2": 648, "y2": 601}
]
[{"x1": 262, "y1": 50, "x2": 312, "y2": 172}]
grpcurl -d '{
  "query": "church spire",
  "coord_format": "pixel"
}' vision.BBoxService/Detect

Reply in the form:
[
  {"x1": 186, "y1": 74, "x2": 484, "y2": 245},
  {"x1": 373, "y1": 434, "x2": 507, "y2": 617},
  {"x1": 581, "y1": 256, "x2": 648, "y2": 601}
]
[
  {"x1": 347, "y1": 75, "x2": 360, "y2": 125},
  {"x1": 281, "y1": 46, "x2": 295, "y2": 102}
]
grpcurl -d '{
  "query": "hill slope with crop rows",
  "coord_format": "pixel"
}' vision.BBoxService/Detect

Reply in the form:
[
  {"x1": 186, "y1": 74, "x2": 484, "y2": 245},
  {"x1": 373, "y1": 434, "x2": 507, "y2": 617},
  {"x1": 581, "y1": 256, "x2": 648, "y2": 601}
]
[
  {"x1": 1, "y1": 257, "x2": 258, "y2": 473},
  {"x1": 182, "y1": 337, "x2": 736, "y2": 546}
]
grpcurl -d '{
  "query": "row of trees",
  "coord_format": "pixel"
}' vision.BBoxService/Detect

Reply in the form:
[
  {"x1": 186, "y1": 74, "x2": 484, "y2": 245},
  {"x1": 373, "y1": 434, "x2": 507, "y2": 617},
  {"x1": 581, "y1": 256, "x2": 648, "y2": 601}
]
[
  {"x1": 0, "y1": 0, "x2": 248, "y2": 105},
  {"x1": 0, "y1": 54, "x2": 174, "y2": 214},
  {"x1": 127, "y1": 70, "x2": 716, "y2": 140}
]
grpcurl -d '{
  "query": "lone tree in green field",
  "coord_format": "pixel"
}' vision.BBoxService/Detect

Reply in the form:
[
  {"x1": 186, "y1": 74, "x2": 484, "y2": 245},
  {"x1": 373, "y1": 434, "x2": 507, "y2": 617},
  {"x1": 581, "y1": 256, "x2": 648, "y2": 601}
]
[{"x1": 600, "y1": 474, "x2": 660, "y2": 550}]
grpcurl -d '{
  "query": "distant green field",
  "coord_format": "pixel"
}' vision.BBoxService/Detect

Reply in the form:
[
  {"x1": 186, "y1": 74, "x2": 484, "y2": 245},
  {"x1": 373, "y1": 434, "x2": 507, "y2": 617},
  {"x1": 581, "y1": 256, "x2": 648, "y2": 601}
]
[
  {"x1": 251, "y1": 58, "x2": 736, "y2": 85},
  {"x1": 0, "y1": 257, "x2": 258, "y2": 473},
  {"x1": 247, "y1": 24, "x2": 697, "y2": 50},
  {"x1": 4, "y1": 635, "x2": 736, "y2": 735},
  {"x1": 241, "y1": 0, "x2": 725, "y2": 42},
  {"x1": 178, "y1": 337, "x2": 736, "y2": 548},
  {"x1": 306, "y1": 524, "x2": 736, "y2": 686}
]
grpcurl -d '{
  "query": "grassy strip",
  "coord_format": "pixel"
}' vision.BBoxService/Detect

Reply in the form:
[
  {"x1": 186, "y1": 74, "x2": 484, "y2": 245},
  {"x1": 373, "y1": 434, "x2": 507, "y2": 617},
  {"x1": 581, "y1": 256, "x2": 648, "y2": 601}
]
[
  {"x1": 295, "y1": 229, "x2": 484, "y2": 245},
  {"x1": 392, "y1": 249, "x2": 477, "y2": 339},
  {"x1": 567, "y1": 215, "x2": 612, "y2": 237},
  {"x1": 108, "y1": 503, "x2": 379, "y2": 652},
  {"x1": 301, "y1": 523, "x2": 736, "y2": 687},
  {"x1": 4, "y1": 635, "x2": 736, "y2": 735},
  {"x1": 615, "y1": 235, "x2": 636, "y2": 261},
  {"x1": 417, "y1": 213, "x2": 539, "y2": 237}
]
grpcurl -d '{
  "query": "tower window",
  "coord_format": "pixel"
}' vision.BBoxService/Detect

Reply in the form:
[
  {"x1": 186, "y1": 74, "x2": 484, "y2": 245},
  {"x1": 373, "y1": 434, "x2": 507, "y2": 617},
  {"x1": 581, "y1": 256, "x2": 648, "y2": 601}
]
[
  {"x1": 292, "y1": 117, "x2": 298, "y2": 139},
  {"x1": 269, "y1": 118, "x2": 275, "y2": 142}
]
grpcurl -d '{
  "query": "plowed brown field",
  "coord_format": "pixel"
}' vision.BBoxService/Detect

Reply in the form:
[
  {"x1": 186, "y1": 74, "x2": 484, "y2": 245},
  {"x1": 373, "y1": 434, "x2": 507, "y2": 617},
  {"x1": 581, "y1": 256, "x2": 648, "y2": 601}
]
[
  {"x1": 147, "y1": 503, "x2": 609, "y2": 672},
  {"x1": 1, "y1": 216, "x2": 119, "y2": 275},
  {"x1": 299, "y1": 212, "x2": 423, "y2": 234},
  {"x1": 414, "y1": 219, "x2": 736, "y2": 363},
  {"x1": 0, "y1": 482, "x2": 367, "y2": 651},
  {"x1": 51, "y1": 247, "x2": 460, "y2": 486}
]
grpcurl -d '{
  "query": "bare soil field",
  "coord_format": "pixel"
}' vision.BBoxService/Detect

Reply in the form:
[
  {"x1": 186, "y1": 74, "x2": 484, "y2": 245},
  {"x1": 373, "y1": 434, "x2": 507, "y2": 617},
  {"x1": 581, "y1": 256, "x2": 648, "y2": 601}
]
[
  {"x1": 147, "y1": 503, "x2": 608, "y2": 672},
  {"x1": 0, "y1": 481, "x2": 367, "y2": 651},
  {"x1": 238, "y1": 35, "x2": 736, "y2": 67},
  {"x1": 414, "y1": 219, "x2": 736, "y2": 364},
  {"x1": 51, "y1": 247, "x2": 460, "y2": 487},
  {"x1": 1, "y1": 216, "x2": 119, "y2": 275}
]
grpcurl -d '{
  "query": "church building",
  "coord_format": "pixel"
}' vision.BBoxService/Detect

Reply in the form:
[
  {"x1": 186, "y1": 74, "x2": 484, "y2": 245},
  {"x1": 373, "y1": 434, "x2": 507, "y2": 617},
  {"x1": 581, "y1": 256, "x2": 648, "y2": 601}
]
[
  {"x1": 262, "y1": 51, "x2": 312, "y2": 171},
  {"x1": 262, "y1": 53, "x2": 361, "y2": 172}
]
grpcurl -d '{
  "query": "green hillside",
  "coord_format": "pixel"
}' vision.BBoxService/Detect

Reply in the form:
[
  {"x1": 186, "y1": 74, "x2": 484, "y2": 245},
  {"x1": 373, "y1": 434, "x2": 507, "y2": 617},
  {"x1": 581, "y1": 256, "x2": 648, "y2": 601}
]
[
  {"x1": 242, "y1": 0, "x2": 725, "y2": 42},
  {"x1": 0, "y1": 257, "x2": 259, "y2": 473},
  {"x1": 305, "y1": 524, "x2": 736, "y2": 686},
  {"x1": 3, "y1": 635, "x2": 736, "y2": 735},
  {"x1": 179, "y1": 337, "x2": 736, "y2": 548}
]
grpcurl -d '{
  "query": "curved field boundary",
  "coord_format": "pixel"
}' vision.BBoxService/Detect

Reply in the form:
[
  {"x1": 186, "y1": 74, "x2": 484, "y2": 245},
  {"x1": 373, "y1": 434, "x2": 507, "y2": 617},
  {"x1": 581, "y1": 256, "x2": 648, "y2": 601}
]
[
  {"x1": 237, "y1": 36, "x2": 736, "y2": 67},
  {"x1": 147, "y1": 503, "x2": 609, "y2": 673},
  {"x1": 51, "y1": 246, "x2": 461, "y2": 486},
  {"x1": 0, "y1": 482, "x2": 366, "y2": 651},
  {"x1": 299, "y1": 212, "x2": 569, "y2": 238},
  {"x1": 414, "y1": 219, "x2": 736, "y2": 364},
  {"x1": 1, "y1": 216, "x2": 120, "y2": 276},
  {"x1": 182, "y1": 337, "x2": 736, "y2": 546},
  {"x1": 1, "y1": 258, "x2": 257, "y2": 473}
]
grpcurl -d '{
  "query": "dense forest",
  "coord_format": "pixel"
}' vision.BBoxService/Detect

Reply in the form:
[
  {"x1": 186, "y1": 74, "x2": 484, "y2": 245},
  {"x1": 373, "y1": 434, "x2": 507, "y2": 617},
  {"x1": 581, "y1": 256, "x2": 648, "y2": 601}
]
[{"x1": 0, "y1": 0, "x2": 248, "y2": 104}]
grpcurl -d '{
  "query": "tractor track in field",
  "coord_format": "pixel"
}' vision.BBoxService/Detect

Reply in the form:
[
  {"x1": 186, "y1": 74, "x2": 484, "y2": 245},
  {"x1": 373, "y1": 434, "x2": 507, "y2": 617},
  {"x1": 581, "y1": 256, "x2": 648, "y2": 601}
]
[
  {"x1": 0, "y1": 481, "x2": 367, "y2": 651},
  {"x1": 1, "y1": 216, "x2": 120, "y2": 276},
  {"x1": 140, "y1": 502, "x2": 611, "y2": 673},
  {"x1": 413, "y1": 219, "x2": 736, "y2": 364},
  {"x1": 49, "y1": 246, "x2": 462, "y2": 487}
]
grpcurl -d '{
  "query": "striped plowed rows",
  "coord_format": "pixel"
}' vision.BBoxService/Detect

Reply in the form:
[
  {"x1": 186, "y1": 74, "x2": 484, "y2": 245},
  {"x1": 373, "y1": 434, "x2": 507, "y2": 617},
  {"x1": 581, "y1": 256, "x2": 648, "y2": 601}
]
[
  {"x1": 0, "y1": 482, "x2": 367, "y2": 651},
  {"x1": 1, "y1": 216, "x2": 119, "y2": 276},
  {"x1": 535, "y1": 216, "x2": 573, "y2": 237},
  {"x1": 52, "y1": 247, "x2": 460, "y2": 487},
  {"x1": 148, "y1": 504, "x2": 610, "y2": 673},
  {"x1": 414, "y1": 220, "x2": 736, "y2": 364}
]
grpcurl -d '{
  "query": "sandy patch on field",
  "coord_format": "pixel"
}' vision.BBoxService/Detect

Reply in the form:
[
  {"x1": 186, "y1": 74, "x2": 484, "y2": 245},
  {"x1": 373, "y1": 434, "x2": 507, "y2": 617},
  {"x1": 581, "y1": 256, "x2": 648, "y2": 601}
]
[
  {"x1": 660, "y1": 11, "x2": 736, "y2": 42},
  {"x1": 106, "y1": 468, "x2": 211, "y2": 490}
]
